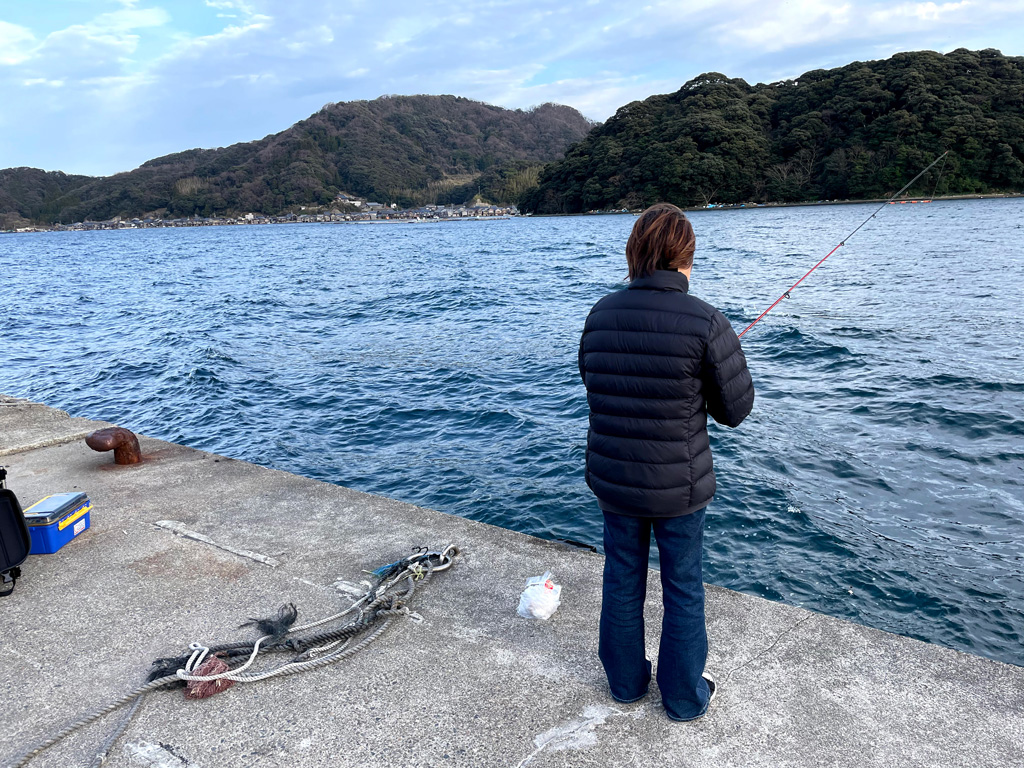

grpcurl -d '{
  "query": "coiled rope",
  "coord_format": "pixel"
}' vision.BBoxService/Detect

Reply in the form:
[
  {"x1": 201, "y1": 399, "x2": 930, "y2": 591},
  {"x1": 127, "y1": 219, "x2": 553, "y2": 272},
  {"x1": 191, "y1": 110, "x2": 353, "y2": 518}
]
[{"x1": 7, "y1": 545, "x2": 458, "y2": 768}]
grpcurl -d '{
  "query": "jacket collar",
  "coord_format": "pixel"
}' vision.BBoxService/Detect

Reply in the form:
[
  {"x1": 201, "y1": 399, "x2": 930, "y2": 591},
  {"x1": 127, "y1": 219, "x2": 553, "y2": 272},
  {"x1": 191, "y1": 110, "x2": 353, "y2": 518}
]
[{"x1": 628, "y1": 270, "x2": 689, "y2": 293}]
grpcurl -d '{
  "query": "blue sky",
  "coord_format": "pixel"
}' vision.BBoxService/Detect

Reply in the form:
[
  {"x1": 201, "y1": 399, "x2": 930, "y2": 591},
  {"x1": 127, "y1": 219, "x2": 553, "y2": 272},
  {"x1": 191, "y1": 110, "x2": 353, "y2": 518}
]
[{"x1": 2, "y1": 0, "x2": 1022, "y2": 177}]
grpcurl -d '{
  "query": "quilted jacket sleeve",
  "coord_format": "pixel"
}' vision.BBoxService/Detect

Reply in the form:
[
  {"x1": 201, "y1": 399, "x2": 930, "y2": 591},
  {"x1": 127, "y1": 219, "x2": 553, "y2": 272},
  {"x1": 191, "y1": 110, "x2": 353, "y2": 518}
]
[
  {"x1": 702, "y1": 310, "x2": 754, "y2": 428},
  {"x1": 578, "y1": 327, "x2": 587, "y2": 384}
]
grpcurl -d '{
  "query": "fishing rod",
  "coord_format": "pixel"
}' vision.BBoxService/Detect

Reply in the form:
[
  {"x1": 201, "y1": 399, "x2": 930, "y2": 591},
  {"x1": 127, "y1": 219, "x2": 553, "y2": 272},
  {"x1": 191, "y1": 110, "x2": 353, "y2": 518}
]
[{"x1": 738, "y1": 150, "x2": 950, "y2": 339}]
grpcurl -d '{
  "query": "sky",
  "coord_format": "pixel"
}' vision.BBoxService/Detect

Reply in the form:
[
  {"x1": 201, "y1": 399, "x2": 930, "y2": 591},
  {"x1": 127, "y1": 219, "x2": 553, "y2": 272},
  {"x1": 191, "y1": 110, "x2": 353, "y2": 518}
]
[{"x1": 2, "y1": 0, "x2": 1023, "y2": 177}]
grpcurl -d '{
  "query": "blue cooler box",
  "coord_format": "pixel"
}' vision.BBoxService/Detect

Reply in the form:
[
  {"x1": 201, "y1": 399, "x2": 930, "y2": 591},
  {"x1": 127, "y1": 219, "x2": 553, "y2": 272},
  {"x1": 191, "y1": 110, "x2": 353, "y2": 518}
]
[{"x1": 23, "y1": 492, "x2": 92, "y2": 554}]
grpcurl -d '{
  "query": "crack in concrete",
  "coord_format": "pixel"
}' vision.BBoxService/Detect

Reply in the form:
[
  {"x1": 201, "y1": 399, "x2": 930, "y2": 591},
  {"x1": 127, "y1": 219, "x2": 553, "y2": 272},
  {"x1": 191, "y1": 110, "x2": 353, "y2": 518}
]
[{"x1": 724, "y1": 614, "x2": 814, "y2": 681}]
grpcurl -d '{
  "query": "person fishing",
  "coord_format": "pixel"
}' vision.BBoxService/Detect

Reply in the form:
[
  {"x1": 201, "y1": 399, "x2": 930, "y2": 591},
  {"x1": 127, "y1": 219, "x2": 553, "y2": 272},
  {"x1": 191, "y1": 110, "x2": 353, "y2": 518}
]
[{"x1": 578, "y1": 202, "x2": 754, "y2": 721}]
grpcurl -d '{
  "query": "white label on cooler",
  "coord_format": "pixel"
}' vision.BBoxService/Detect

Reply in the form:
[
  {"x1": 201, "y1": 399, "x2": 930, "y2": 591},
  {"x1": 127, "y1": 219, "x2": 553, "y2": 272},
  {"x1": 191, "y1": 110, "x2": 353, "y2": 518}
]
[{"x1": 74, "y1": 519, "x2": 86, "y2": 535}]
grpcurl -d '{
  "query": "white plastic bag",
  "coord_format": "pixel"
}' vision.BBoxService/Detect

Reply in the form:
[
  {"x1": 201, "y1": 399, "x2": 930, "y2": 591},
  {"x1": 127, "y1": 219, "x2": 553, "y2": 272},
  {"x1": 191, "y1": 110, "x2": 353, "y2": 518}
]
[{"x1": 517, "y1": 571, "x2": 561, "y2": 620}]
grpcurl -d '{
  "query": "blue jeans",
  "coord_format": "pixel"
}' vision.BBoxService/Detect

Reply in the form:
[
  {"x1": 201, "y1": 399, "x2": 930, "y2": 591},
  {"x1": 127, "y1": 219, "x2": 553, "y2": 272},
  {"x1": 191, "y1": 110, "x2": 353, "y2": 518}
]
[{"x1": 599, "y1": 508, "x2": 711, "y2": 721}]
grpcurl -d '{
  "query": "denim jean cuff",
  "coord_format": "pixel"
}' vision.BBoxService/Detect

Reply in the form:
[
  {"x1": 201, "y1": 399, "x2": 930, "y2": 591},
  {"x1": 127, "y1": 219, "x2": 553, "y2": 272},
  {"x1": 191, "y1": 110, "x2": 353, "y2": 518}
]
[
  {"x1": 665, "y1": 702, "x2": 709, "y2": 722},
  {"x1": 611, "y1": 689, "x2": 649, "y2": 704}
]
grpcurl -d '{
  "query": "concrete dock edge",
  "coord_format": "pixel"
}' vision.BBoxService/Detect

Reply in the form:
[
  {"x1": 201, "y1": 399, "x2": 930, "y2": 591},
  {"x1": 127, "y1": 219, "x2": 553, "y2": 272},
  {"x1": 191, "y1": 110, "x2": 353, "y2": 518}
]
[{"x1": 1, "y1": 397, "x2": 1021, "y2": 767}]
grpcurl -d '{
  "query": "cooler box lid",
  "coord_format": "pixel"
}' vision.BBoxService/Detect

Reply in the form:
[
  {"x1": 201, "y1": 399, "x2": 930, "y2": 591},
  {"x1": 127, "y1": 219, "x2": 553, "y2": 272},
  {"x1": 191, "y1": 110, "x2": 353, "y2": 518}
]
[{"x1": 23, "y1": 493, "x2": 90, "y2": 526}]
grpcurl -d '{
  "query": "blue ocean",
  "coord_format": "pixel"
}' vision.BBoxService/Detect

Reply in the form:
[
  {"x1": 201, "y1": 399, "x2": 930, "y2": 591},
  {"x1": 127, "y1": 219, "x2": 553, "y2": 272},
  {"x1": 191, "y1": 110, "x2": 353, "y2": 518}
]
[{"x1": 3, "y1": 199, "x2": 1022, "y2": 665}]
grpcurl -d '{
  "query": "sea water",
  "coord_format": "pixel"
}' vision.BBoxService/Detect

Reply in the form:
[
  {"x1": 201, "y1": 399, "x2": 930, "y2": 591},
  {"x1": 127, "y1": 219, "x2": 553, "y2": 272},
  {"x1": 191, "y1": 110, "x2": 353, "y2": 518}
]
[{"x1": 3, "y1": 199, "x2": 1022, "y2": 665}]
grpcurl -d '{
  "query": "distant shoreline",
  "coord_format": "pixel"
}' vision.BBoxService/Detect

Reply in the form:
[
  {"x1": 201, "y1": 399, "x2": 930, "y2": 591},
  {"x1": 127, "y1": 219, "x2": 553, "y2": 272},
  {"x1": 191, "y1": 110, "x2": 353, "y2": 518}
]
[
  {"x1": 1, "y1": 210, "x2": 516, "y2": 235},
  {"x1": 4, "y1": 192, "x2": 1021, "y2": 233},
  {"x1": 528, "y1": 192, "x2": 1023, "y2": 218},
  {"x1": 688, "y1": 191, "x2": 1023, "y2": 213}
]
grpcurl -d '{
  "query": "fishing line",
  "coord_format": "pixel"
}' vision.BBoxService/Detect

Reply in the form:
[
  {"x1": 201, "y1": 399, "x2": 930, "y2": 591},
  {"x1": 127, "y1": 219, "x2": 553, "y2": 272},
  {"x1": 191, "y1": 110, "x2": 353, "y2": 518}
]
[
  {"x1": 930, "y1": 152, "x2": 949, "y2": 199},
  {"x1": 738, "y1": 150, "x2": 950, "y2": 339}
]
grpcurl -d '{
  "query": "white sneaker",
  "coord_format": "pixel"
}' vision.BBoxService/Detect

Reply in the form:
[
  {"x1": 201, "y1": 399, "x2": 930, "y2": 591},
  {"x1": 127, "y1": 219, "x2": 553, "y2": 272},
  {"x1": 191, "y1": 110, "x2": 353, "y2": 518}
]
[
  {"x1": 703, "y1": 673, "x2": 718, "y2": 707},
  {"x1": 664, "y1": 672, "x2": 718, "y2": 721}
]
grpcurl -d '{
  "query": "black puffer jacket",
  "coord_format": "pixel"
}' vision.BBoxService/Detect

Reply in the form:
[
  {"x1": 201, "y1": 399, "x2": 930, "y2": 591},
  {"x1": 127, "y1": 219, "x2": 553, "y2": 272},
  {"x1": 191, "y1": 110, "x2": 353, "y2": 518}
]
[{"x1": 578, "y1": 270, "x2": 754, "y2": 517}]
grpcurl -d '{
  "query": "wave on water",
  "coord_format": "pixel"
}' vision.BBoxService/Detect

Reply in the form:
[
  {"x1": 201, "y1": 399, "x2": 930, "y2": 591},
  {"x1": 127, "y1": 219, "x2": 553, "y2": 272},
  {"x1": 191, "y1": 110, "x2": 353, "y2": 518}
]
[{"x1": 2, "y1": 200, "x2": 1023, "y2": 665}]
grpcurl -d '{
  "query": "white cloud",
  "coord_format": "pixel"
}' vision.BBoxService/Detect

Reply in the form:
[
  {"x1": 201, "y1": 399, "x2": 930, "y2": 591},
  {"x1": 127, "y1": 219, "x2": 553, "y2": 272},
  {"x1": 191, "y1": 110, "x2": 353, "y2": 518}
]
[
  {"x1": 0, "y1": 21, "x2": 36, "y2": 65},
  {"x1": 720, "y1": 0, "x2": 854, "y2": 52},
  {"x1": 80, "y1": 73, "x2": 158, "y2": 95},
  {"x1": 284, "y1": 24, "x2": 334, "y2": 53},
  {"x1": 3, "y1": 0, "x2": 1024, "y2": 175},
  {"x1": 7, "y1": 4, "x2": 172, "y2": 87},
  {"x1": 205, "y1": 0, "x2": 256, "y2": 10},
  {"x1": 30, "y1": 25, "x2": 142, "y2": 82},
  {"x1": 172, "y1": 15, "x2": 271, "y2": 53},
  {"x1": 90, "y1": 6, "x2": 171, "y2": 34},
  {"x1": 867, "y1": 0, "x2": 973, "y2": 24},
  {"x1": 716, "y1": 0, "x2": 1009, "y2": 53},
  {"x1": 22, "y1": 78, "x2": 64, "y2": 88},
  {"x1": 497, "y1": 73, "x2": 682, "y2": 119}
]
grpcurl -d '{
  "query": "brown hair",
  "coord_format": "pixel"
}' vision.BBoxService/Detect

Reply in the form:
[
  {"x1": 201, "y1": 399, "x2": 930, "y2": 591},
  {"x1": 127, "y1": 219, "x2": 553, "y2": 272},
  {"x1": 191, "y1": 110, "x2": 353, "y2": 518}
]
[{"x1": 625, "y1": 203, "x2": 696, "y2": 280}]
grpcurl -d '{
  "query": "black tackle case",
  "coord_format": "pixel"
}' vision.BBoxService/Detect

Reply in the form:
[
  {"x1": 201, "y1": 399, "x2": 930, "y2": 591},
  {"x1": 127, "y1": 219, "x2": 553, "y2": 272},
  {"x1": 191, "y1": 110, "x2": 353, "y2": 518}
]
[{"x1": 0, "y1": 467, "x2": 30, "y2": 597}]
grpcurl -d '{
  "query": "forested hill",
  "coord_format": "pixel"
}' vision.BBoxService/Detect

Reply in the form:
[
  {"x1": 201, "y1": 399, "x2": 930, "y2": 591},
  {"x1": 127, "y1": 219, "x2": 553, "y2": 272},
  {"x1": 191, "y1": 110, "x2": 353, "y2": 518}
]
[
  {"x1": 0, "y1": 168, "x2": 92, "y2": 225},
  {"x1": 0, "y1": 96, "x2": 592, "y2": 225},
  {"x1": 523, "y1": 48, "x2": 1024, "y2": 213}
]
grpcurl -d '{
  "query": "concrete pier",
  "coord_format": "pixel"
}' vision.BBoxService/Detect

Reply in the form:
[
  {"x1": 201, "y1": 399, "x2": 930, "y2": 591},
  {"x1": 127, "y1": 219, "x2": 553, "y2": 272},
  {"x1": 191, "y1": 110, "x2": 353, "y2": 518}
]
[{"x1": 1, "y1": 395, "x2": 1022, "y2": 767}]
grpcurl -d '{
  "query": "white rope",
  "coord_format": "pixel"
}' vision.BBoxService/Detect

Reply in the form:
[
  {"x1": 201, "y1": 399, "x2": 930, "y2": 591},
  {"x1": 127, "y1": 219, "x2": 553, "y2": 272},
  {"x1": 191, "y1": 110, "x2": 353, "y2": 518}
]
[
  {"x1": 174, "y1": 555, "x2": 443, "y2": 685},
  {"x1": 304, "y1": 636, "x2": 351, "y2": 658},
  {"x1": 6, "y1": 545, "x2": 458, "y2": 768},
  {"x1": 177, "y1": 609, "x2": 411, "y2": 683},
  {"x1": 275, "y1": 546, "x2": 453, "y2": 636},
  {"x1": 289, "y1": 596, "x2": 367, "y2": 634},
  {"x1": 285, "y1": 545, "x2": 453, "y2": 635},
  {"x1": 180, "y1": 634, "x2": 273, "y2": 679}
]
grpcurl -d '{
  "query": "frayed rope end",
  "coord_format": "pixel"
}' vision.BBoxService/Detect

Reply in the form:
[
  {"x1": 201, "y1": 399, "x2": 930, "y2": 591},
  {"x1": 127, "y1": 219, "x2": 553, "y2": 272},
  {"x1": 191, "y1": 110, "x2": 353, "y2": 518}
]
[
  {"x1": 184, "y1": 655, "x2": 236, "y2": 700},
  {"x1": 239, "y1": 602, "x2": 298, "y2": 641}
]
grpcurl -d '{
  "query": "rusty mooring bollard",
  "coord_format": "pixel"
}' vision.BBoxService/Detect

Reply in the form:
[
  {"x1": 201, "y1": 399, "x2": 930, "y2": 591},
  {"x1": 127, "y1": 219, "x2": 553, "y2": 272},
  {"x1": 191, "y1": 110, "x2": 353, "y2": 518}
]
[{"x1": 86, "y1": 427, "x2": 142, "y2": 465}]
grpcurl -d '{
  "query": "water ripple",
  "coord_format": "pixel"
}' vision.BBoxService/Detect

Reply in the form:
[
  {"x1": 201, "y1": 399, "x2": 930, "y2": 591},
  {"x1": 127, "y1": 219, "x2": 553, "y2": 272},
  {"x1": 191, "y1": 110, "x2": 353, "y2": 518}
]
[{"x1": 2, "y1": 200, "x2": 1022, "y2": 665}]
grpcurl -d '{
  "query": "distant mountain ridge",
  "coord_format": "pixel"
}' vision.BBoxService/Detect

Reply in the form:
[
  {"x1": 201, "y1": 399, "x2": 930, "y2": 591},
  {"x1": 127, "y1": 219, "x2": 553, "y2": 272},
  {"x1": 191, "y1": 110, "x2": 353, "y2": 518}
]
[
  {"x1": 0, "y1": 96, "x2": 594, "y2": 225},
  {"x1": 8, "y1": 49, "x2": 1023, "y2": 227},
  {"x1": 522, "y1": 48, "x2": 1024, "y2": 213}
]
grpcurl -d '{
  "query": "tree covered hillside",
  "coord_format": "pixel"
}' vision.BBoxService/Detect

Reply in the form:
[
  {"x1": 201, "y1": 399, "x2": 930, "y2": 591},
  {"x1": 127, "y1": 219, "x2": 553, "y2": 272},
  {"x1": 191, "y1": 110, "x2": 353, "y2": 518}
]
[
  {"x1": 523, "y1": 48, "x2": 1024, "y2": 213},
  {"x1": 1, "y1": 96, "x2": 593, "y2": 223},
  {"x1": 0, "y1": 168, "x2": 92, "y2": 228}
]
